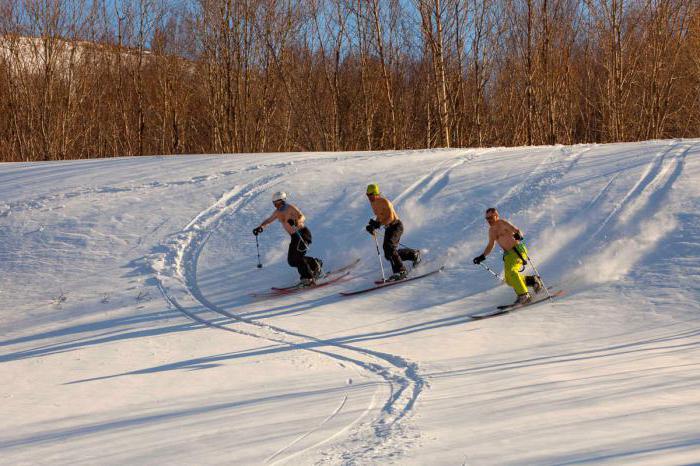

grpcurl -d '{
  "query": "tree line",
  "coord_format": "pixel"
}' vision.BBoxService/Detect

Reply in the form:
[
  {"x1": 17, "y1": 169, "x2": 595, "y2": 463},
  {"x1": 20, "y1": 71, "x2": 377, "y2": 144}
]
[{"x1": 0, "y1": 0, "x2": 698, "y2": 162}]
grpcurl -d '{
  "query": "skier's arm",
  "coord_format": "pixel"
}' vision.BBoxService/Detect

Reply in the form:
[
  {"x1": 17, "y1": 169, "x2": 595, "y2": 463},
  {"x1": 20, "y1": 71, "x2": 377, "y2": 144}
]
[
  {"x1": 369, "y1": 201, "x2": 383, "y2": 224},
  {"x1": 371, "y1": 198, "x2": 395, "y2": 226},
  {"x1": 259, "y1": 211, "x2": 278, "y2": 229},
  {"x1": 482, "y1": 229, "x2": 497, "y2": 256},
  {"x1": 473, "y1": 230, "x2": 495, "y2": 264}
]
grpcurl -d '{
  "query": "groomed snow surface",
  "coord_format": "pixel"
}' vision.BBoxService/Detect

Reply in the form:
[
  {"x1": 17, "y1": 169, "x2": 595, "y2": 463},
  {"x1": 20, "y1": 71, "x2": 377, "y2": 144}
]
[{"x1": 2, "y1": 140, "x2": 699, "y2": 465}]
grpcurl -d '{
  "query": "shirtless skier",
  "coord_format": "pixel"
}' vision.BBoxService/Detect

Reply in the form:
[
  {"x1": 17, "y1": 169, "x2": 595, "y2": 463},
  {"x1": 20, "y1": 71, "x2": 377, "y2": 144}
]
[
  {"x1": 253, "y1": 191, "x2": 323, "y2": 286},
  {"x1": 365, "y1": 183, "x2": 421, "y2": 281},
  {"x1": 473, "y1": 207, "x2": 543, "y2": 305}
]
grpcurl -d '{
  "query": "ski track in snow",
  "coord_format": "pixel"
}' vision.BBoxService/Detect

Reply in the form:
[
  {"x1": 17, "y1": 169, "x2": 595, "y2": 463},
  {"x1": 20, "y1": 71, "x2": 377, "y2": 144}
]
[
  {"x1": 571, "y1": 142, "x2": 696, "y2": 285},
  {"x1": 0, "y1": 171, "x2": 233, "y2": 217},
  {"x1": 497, "y1": 145, "x2": 590, "y2": 221},
  {"x1": 4, "y1": 141, "x2": 700, "y2": 465},
  {"x1": 0, "y1": 156, "x2": 345, "y2": 218},
  {"x1": 589, "y1": 140, "x2": 690, "y2": 242},
  {"x1": 147, "y1": 168, "x2": 428, "y2": 464},
  {"x1": 393, "y1": 153, "x2": 470, "y2": 206}
]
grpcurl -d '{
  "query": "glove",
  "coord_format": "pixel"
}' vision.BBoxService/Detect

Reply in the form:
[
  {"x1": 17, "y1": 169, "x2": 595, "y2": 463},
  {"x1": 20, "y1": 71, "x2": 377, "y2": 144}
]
[
  {"x1": 513, "y1": 231, "x2": 523, "y2": 241},
  {"x1": 253, "y1": 226, "x2": 263, "y2": 236},
  {"x1": 473, "y1": 254, "x2": 486, "y2": 265},
  {"x1": 367, "y1": 218, "x2": 381, "y2": 234},
  {"x1": 287, "y1": 218, "x2": 297, "y2": 227}
]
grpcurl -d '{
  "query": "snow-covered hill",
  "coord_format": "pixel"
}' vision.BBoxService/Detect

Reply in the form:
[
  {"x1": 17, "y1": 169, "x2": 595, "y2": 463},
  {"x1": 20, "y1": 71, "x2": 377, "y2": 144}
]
[{"x1": 1, "y1": 140, "x2": 699, "y2": 465}]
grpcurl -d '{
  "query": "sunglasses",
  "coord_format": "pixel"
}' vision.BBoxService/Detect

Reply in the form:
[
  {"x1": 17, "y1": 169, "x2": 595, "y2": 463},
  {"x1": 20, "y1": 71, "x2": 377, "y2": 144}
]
[{"x1": 485, "y1": 215, "x2": 496, "y2": 220}]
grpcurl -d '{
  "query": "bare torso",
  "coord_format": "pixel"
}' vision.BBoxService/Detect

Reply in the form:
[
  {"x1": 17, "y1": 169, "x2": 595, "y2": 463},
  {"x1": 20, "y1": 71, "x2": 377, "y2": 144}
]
[
  {"x1": 261, "y1": 203, "x2": 305, "y2": 235},
  {"x1": 483, "y1": 218, "x2": 520, "y2": 256}
]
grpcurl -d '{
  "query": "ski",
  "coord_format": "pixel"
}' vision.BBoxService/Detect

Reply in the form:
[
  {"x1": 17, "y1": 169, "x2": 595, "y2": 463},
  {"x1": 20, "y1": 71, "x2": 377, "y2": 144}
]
[
  {"x1": 270, "y1": 258, "x2": 361, "y2": 291},
  {"x1": 340, "y1": 266, "x2": 444, "y2": 297},
  {"x1": 471, "y1": 289, "x2": 565, "y2": 320},
  {"x1": 250, "y1": 272, "x2": 353, "y2": 300},
  {"x1": 271, "y1": 270, "x2": 354, "y2": 294},
  {"x1": 250, "y1": 258, "x2": 360, "y2": 300}
]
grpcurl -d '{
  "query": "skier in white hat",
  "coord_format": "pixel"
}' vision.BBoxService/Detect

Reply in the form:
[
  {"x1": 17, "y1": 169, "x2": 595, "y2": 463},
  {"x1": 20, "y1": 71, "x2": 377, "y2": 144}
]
[{"x1": 253, "y1": 191, "x2": 323, "y2": 286}]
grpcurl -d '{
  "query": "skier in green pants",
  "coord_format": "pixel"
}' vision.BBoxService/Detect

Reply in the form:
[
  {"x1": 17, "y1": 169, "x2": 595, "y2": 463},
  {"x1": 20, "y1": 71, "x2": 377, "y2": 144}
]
[{"x1": 473, "y1": 207, "x2": 543, "y2": 305}]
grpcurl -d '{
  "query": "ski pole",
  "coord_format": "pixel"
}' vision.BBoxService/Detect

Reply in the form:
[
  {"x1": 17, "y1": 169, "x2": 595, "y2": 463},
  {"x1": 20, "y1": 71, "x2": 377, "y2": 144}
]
[
  {"x1": 372, "y1": 233, "x2": 387, "y2": 283},
  {"x1": 479, "y1": 262, "x2": 504, "y2": 283},
  {"x1": 255, "y1": 235, "x2": 263, "y2": 268},
  {"x1": 526, "y1": 253, "x2": 553, "y2": 300},
  {"x1": 287, "y1": 220, "x2": 309, "y2": 252},
  {"x1": 294, "y1": 229, "x2": 309, "y2": 252}
]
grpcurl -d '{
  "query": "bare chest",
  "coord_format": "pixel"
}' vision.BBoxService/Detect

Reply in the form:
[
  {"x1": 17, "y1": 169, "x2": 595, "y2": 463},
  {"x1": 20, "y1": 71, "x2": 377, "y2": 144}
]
[{"x1": 491, "y1": 224, "x2": 516, "y2": 248}]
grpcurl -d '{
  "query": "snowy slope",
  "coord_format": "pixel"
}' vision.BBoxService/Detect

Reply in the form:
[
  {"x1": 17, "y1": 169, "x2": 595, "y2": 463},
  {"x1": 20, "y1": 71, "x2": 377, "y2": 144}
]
[{"x1": 1, "y1": 140, "x2": 699, "y2": 465}]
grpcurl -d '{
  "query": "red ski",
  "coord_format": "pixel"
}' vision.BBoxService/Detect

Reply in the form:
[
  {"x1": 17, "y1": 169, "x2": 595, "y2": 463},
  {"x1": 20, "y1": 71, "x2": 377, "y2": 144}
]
[
  {"x1": 250, "y1": 258, "x2": 360, "y2": 300},
  {"x1": 271, "y1": 258, "x2": 360, "y2": 291}
]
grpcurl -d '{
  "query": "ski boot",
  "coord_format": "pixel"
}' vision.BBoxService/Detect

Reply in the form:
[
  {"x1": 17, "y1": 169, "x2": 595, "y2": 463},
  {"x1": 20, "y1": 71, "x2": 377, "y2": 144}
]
[
  {"x1": 388, "y1": 270, "x2": 408, "y2": 282},
  {"x1": 313, "y1": 258, "x2": 325, "y2": 279},
  {"x1": 299, "y1": 277, "x2": 315, "y2": 288},
  {"x1": 525, "y1": 275, "x2": 544, "y2": 294},
  {"x1": 531, "y1": 276, "x2": 543, "y2": 294},
  {"x1": 514, "y1": 293, "x2": 532, "y2": 305},
  {"x1": 412, "y1": 250, "x2": 422, "y2": 268}
]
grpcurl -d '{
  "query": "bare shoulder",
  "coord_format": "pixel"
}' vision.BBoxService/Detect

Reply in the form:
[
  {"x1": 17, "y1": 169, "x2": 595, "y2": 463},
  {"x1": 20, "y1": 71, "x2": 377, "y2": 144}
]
[{"x1": 498, "y1": 218, "x2": 517, "y2": 230}]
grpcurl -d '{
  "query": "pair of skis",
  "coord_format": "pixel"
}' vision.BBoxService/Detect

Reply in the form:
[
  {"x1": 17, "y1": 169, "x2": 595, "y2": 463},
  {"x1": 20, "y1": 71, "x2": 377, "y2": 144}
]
[
  {"x1": 250, "y1": 258, "x2": 361, "y2": 300},
  {"x1": 251, "y1": 261, "x2": 562, "y2": 317},
  {"x1": 339, "y1": 266, "x2": 444, "y2": 296},
  {"x1": 471, "y1": 289, "x2": 565, "y2": 319},
  {"x1": 251, "y1": 259, "x2": 444, "y2": 300}
]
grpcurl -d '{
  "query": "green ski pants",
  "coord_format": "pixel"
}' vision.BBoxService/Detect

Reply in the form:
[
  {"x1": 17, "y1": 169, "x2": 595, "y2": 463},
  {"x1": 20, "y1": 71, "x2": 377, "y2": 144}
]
[{"x1": 503, "y1": 246, "x2": 528, "y2": 296}]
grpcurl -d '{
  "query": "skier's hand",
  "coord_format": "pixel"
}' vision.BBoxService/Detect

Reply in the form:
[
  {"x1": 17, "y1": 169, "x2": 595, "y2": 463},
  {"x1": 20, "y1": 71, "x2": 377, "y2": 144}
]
[
  {"x1": 253, "y1": 226, "x2": 263, "y2": 236},
  {"x1": 368, "y1": 218, "x2": 381, "y2": 229},
  {"x1": 365, "y1": 224, "x2": 375, "y2": 235},
  {"x1": 287, "y1": 218, "x2": 297, "y2": 227},
  {"x1": 473, "y1": 254, "x2": 486, "y2": 265},
  {"x1": 513, "y1": 231, "x2": 523, "y2": 241}
]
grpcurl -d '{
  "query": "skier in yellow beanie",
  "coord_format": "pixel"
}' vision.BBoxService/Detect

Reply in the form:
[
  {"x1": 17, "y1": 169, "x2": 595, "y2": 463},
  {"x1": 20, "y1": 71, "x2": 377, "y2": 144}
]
[{"x1": 365, "y1": 183, "x2": 421, "y2": 281}]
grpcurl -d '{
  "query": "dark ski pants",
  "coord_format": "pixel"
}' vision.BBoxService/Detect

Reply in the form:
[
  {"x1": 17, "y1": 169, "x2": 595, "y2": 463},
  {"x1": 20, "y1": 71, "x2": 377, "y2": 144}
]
[
  {"x1": 288, "y1": 227, "x2": 320, "y2": 279},
  {"x1": 383, "y1": 220, "x2": 419, "y2": 274}
]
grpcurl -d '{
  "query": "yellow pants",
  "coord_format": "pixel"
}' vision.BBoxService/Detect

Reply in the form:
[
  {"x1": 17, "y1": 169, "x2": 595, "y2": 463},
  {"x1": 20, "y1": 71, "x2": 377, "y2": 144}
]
[{"x1": 503, "y1": 247, "x2": 528, "y2": 296}]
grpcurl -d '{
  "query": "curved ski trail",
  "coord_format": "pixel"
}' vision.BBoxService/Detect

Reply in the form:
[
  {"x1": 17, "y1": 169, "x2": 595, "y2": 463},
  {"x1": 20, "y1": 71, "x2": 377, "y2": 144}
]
[{"x1": 147, "y1": 174, "x2": 426, "y2": 464}]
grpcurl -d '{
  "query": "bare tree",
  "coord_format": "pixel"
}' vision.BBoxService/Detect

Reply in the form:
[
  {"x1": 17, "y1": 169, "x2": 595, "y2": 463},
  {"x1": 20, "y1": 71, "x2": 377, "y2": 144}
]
[
  {"x1": 0, "y1": 0, "x2": 698, "y2": 162},
  {"x1": 417, "y1": 0, "x2": 452, "y2": 147}
]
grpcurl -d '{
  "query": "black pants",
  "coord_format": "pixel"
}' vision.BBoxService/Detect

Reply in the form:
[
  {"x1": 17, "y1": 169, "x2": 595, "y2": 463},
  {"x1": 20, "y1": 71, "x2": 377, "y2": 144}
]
[
  {"x1": 383, "y1": 220, "x2": 419, "y2": 274},
  {"x1": 288, "y1": 227, "x2": 320, "y2": 279}
]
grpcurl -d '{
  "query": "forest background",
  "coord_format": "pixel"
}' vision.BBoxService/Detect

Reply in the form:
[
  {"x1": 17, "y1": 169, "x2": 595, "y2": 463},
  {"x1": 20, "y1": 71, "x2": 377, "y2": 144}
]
[{"x1": 1, "y1": 0, "x2": 698, "y2": 162}]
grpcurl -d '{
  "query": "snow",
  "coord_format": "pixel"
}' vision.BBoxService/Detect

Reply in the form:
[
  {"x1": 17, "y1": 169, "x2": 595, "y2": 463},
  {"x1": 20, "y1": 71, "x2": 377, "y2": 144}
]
[{"x1": 1, "y1": 140, "x2": 699, "y2": 465}]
